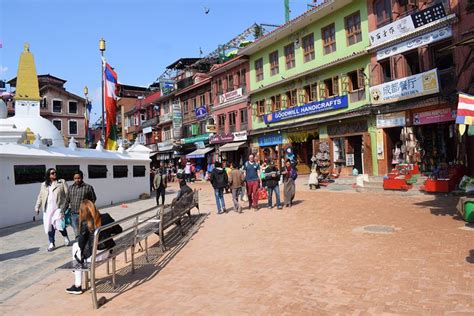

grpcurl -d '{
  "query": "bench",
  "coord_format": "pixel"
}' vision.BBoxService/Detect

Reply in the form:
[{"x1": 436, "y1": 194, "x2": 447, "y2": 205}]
[{"x1": 56, "y1": 189, "x2": 200, "y2": 309}]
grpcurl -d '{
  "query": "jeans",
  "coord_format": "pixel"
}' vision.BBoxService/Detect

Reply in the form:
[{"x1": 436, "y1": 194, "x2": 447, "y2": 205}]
[
  {"x1": 214, "y1": 188, "x2": 226, "y2": 213},
  {"x1": 71, "y1": 213, "x2": 80, "y2": 238},
  {"x1": 231, "y1": 187, "x2": 242, "y2": 211},
  {"x1": 48, "y1": 224, "x2": 68, "y2": 244},
  {"x1": 267, "y1": 185, "x2": 281, "y2": 208},
  {"x1": 156, "y1": 187, "x2": 165, "y2": 206},
  {"x1": 246, "y1": 180, "x2": 259, "y2": 208}
]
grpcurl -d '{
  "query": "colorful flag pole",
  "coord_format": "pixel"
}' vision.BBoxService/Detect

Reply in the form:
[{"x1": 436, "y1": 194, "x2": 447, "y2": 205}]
[
  {"x1": 84, "y1": 100, "x2": 92, "y2": 147},
  {"x1": 455, "y1": 93, "x2": 474, "y2": 137},
  {"x1": 104, "y1": 61, "x2": 119, "y2": 150}
]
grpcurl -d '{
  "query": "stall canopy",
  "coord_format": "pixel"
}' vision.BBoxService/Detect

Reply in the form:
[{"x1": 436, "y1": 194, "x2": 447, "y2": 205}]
[
  {"x1": 219, "y1": 141, "x2": 246, "y2": 152},
  {"x1": 186, "y1": 147, "x2": 214, "y2": 159}
]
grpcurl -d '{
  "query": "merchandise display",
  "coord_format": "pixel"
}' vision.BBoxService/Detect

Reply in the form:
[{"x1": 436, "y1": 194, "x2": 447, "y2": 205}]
[{"x1": 314, "y1": 141, "x2": 331, "y2": 182}]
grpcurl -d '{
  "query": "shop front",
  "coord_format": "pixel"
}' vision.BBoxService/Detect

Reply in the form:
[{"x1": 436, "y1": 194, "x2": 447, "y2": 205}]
[
  {"x1": 287, "y1": 129, "x2": 319, "y2": 174},
  {"x1": 181, "y1": 133, "x2": 212, "y2": 175},
  {"x1": 256, "y1": 133, "x2": 284, "y2": 167},
  {"x1": 210, "y1": 131, "x2": 248, "y2": 167}
]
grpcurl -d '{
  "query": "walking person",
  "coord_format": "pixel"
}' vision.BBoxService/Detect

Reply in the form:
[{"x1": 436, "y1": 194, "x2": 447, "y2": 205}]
[
  {"x1": 66, "y1": 200, "x2": 122, "y2": 295},
  {"x1": 264, "y1": 160, "x2": 282, "y2": 209},
  {"x1": 210, "y1": 161, "x2": 228, "y2": 214},
  {"x1": 244, "y1": 154, "x2": 260, "y2": 211},
  {"x1": 35, "y1": 168, "x2": 71, "y2": 252},
  {"x1": 184, "y1": 161, "x2": 192, "y2": 183},
  {"x1": 153, "y1": 166, "x2": 167, "y2": 206},
  {"x1": 62, "y1": 170, "x2": 97, "y2": 239},
  {"x1": 282, "y1": 159, "x2": 297, "y2": 207},
  {"x1": 228, "y1": 162, "x2": 245, "y2": 213}
]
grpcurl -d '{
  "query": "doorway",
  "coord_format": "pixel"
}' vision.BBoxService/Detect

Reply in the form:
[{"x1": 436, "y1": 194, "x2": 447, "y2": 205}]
[{"x1": 347, "y1": 135, "x2": 363, "y2": 174}]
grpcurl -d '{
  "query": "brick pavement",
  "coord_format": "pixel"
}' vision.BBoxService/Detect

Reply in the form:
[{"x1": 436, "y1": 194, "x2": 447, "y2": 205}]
[{"x1": 1, "y1": 179, "x2": 473, "y2": 314}]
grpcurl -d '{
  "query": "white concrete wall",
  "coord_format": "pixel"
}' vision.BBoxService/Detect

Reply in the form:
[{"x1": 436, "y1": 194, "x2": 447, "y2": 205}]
[{"x1": 0, "y1": 156, "x2": 150, "y2": 228}]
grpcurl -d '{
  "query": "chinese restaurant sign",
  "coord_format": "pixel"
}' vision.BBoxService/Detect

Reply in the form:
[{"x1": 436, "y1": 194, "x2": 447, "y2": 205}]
[
  {"x1": 413, "y1": 108, "x2": 455, "y2": 125},
  {"x1": 377, "y1": 26, "x2": 452, "y2": 61},
  {"x1": 263, "y1": 95, "x2": 348, "y2": 125},
  {"x1": 369, "y1": 3, "x2": 446, "y2": 47},
  {"x1": 370, "y1": 69, "x2": 439, "y2": 105}
]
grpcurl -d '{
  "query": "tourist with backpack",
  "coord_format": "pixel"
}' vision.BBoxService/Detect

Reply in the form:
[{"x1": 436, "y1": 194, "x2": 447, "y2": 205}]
[
  {"x1": 282, "y1": 159, "x2": 297, "y2": 207},
  {"x1": 210, "y1": 161, "x2": 229, "y2": 214},
  {"x1": 244, "y1": 154, "x2": 260, "y2": 211}
]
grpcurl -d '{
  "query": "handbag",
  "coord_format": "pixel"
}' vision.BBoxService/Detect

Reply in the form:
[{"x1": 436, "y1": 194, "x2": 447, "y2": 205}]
[
  {"x1": 258, "y1": 187, "x2": 268, "y2": 200},
  {"x1": 64, "y1": 208, "x2": 72, "y2": 227}
]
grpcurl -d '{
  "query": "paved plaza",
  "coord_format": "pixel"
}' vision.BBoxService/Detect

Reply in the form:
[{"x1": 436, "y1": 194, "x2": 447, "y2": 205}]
[{"x1": 1, "y1": 178, "x2": 473, "y2": 314}]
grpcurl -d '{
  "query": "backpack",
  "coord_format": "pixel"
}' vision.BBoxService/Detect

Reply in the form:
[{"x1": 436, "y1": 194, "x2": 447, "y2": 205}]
[{"x1": 290, "y1": 168, "x2": 298, "y2": 180}]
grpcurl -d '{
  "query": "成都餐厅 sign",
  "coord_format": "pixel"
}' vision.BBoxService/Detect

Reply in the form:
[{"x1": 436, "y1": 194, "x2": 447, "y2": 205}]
[
  {"x1": 263, "y1": 95, "x2": 348, "y2": 125},
  {"x1": 370, "y1": 69, "x2": 439, "y2": 105}
]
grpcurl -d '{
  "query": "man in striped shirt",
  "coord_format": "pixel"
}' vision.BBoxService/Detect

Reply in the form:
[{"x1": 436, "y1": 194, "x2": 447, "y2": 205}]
[{"x1": 63, "y1": 170, "x2": 97, "y2": 238}]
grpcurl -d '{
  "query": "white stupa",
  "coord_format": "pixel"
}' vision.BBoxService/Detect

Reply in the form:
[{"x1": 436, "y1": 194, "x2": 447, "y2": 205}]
[{"x1": 2, "y1": 43, "x2": 65, "y2": 146}]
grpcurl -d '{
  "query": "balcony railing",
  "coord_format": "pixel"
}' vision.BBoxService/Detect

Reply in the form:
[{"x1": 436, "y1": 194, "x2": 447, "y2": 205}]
[
  {"x1": 141, "y1": 116, "x2": 159, "y2": 128},
  {"x1": 160, "y1": 112, "x2": 173, "y2": 124},
  {"x1": 177, "y1": 77, "x2": 194, "y2": 90}
]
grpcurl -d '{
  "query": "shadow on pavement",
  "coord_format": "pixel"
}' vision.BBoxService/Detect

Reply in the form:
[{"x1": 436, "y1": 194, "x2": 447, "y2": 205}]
[
  {"x1": 0, "y1": 220, "x2": 43, "y2": 238},
  {"x1": 466, "y1": 250, "x2": 474, "y2": 264},
  {"x1": 413, "y1": 195, "x2": 464, "y2": 221},
  {"x1": 0, "y1": 247, "x2": 40, "y2": 261},
  {"x1": 94, "y1": 213, "x2": 209, "y2": 307}
]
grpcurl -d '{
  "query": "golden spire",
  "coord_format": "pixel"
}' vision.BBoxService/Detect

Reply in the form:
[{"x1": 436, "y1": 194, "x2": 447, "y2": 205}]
[{"x1": 15, "y1": 43, "x2": 41, "y2": 101}]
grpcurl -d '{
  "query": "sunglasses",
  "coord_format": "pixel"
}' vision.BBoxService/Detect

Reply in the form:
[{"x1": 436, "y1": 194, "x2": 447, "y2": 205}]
[{"x1": 50, "y1": 171, "x2": 56, "y2": 175}]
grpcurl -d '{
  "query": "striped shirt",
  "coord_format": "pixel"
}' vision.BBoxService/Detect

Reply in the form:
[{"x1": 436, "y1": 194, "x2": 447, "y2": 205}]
[{"x1": 63, "y1": 182, "x2": 97, "y2": 214}]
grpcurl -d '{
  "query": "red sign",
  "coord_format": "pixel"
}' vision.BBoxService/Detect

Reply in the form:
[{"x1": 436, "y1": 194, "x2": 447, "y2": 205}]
[
  {"x1": 210, "y1": 133, "x2": 234, "y2": 144},
  {"x1": 413, "y1": 108, "x2": 455, "y2": 125}
]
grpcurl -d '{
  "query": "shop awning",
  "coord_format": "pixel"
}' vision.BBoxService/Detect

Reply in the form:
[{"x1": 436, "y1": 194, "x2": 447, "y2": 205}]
[
  {"x1": 186, "y1": 147, "x2": 214, "y2": 159},
  {"x1": 219, "y1": 141, "x2": 246, "y2": 152}
]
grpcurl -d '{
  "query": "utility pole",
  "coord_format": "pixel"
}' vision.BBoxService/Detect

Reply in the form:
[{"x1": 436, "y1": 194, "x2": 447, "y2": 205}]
[{"x1": 284, "y1": 0, "x2": 290, "y2": 23}]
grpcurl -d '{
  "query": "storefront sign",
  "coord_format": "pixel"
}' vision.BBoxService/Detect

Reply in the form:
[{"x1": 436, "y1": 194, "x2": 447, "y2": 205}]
[
  {"x1": 376, "y1": 111, "x2": 406, "y2": 128},
  {"x1": 160, "y1": 79, "x2": 175, "y2": 96},
  {"x1": 143, "y1": 127, "x2": 153, "y2": 134},
  {"x1": 172, "y1": 102, "x2": 182, "y2": 138},
  {"x1": 157, "y1": 139, "x2": 173, "y2": 152},
  {"x1": 206, "y1": 124, "x2": 216, "y2": 133},
  {"x1": 413, "y1": 108, "x2": 455, "y2": 125},
  {"x1": 219, "y1": 88, "x2": 243, "y2": 104},
  {"x1": 377, "y1": 26, "x2": 452, "y2": 61},
  {"x1": 181, "y1": 133, "x2": 210, "y2": 144},
  {"x1": 370, "y1": 69, "x2": 439, "y2": 104},
  {"x1": 191, "y1": 124, "x2": 199, "y2": 135},
  {"x1": 195, "y1": 141, "x2": 205, "y2": 149},
  {"x1": 195, "y1": 105, "x2": 208, "y2": 120},
  {"x1": 263, "y1": 95, "x2": 348, "y2": 125},
  {"x1": 369, "y1": 3, "x2": 446, "y2": 47},
  {"x1": 209, "y1": 131, "x2": 248, "y2": 144},
  {"x1": 258, "y1": 134, "x2": 282, "y2": 147},
  {"x1": 376, "y1": 129, "x2": 384, "y2": 160}
]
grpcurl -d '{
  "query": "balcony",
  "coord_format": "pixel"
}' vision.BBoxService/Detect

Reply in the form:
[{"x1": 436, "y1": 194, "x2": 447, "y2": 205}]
[
  {"x1": 141, "y1": 116, "x2": 159, "y2": 128},
  {"x1": 177, "y1": 77, "x2": 194, "y2": 90},
  {"x1": 160, "y1": 112, "x2": 173, "y2": 124}
]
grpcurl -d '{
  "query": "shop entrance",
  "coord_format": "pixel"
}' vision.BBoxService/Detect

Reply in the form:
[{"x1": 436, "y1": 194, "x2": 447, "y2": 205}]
[
  {"x1": 347, "y1": 135, "x2": 363, "y2": 174},
  {"x1": 415, "y1": 122, "x2": 455, "y2": 173},
  {"x1": 289, "y1": 131, "x2": 318, "y2": 174},
  {"x1": 385, "y1": 127, "x2": 404, "y2": 170}
]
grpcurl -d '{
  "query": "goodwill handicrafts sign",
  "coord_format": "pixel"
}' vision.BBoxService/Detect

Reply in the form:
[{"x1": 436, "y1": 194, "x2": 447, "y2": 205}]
[
  {"x1": 263, "y1": 95, "x2": 348, "y2": 125},
  {"x1": 370, "y1": 69, "x2": 439, "y2": 105}
]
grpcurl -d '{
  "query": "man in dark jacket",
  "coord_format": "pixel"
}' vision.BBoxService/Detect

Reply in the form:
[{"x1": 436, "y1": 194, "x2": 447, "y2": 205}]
[
  {"x1": 265, "y1": 160, "x2": 282, "y2": 209},
  {"x1": 210, "y1": 161, "x2": 228, "y2": 214}
]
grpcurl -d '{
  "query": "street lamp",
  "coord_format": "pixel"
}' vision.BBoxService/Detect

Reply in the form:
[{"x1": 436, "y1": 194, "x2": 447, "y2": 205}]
[{"x1": 99, "y1": 38, "x2": 106, "y2": 142}]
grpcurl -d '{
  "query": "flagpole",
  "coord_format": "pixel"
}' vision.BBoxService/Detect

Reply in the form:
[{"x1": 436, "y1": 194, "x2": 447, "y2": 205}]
[
  {"x1": 83, "y1": 86, "x2": 89, "y2": 148},
  {"x1": 99, "y1": 38, "x2": 106, "y2": 143}
]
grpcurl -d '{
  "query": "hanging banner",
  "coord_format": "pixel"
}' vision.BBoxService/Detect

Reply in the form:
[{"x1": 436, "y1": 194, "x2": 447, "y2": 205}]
[
  {"x1": 376, "y1": 129, "x2": 384, "y2": 160},
  {"x1": 263, "y1": 95, "x2": 348, "y2": 125},
  {"x1": 413, "y1": 107, "x2": 455, "y2": 125},
  {"x1": 370, "y1": 69, "x2": 439, "y2": 104},
  {"x1": 376, "y1": 26, "x2": 452, "y2": 61},
  {"x1": 376, "y1": 111, "x2": 406, "y2": 128}
]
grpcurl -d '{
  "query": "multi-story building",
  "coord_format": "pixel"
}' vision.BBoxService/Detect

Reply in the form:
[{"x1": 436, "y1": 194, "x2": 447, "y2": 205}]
[
  {"x1": 366, "y1": 0, "x2": 474, "y2": 176},
  {"x1": 117, "y1": 84, "x2": 148, "y2": 146},
  {"x1": 7, "y1": 74, "x2": 87, "y2": 147},
  {"x1": 137, "y1": 91, "x2": 161, "y2": 149},
  {"x1": 208, "y1": 55, "x2": 251, "y2": 165},
  {"x1": 239, "y1": 0, "x2": 373, "y2": 175}
]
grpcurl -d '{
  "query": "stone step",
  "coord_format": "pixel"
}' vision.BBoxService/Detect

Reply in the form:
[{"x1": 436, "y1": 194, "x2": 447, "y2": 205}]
[
  {"x1": 362, "y1": 181, "x2": 383, "y2": 189},
  {"x1": 334, "y1": 177, "x2": 358, "y2": 185}
]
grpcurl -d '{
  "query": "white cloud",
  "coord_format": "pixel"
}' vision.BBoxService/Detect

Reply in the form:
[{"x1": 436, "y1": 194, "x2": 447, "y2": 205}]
[{"x1": 0, "y1": 66, "x2": 8, "y2": 74}]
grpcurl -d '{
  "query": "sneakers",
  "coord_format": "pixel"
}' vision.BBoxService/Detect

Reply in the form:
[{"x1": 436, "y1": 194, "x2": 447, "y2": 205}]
[
  {"x1": 277, "y1": 205, "x2": 283, "y2": 209},
  {"x1": 64, "y1": 237, "x2": 71, "y2": 247},
  {"x1": 47, "y1": 243, "x2": 55, "y2": 252},
  {"x1": 65, "y1": 285, "x2": 83, "y2": 295}
]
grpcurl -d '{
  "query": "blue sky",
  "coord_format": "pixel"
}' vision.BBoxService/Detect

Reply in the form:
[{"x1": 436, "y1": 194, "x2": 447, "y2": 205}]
[{"x1": 1, "y1": 0, "x2": 318, "y2": 121}]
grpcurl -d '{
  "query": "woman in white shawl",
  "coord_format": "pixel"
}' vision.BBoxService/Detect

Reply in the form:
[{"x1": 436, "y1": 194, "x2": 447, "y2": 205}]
[{"x1": 35, "y1": 168, "x2": 70, "y2": 251}]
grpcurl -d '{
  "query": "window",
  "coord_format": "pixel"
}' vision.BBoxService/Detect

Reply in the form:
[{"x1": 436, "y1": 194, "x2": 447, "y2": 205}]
[
  {"x1": 284, "y1": 43, "x2": 295, "y2": 69},
  {"x1": 333, "y1": 138, "x2": 346, "y2": 162},
  {"x1": 113, "y1": 165, "x2": 128, "y2": 178},
  {"x1": 322, "y1": 24, "x2": 336, "y2": 55},
  {"x1": 374, "y1": 0, "x2": 392, "y2": 27},
  {"x1": 229, "y1": 112, "x2": 236, "y2": 131},
  {"x1": 397, "y1": 0, "x2": 417, "y2": 16},
  {"x1": 183, "y1": 100, "x2": 189, "y2": 113},
  {"x1": 302, "y1": 33, "x2": 315, "y2": 62},
  {"x1": 69, "y1": 120, "x2": 78, "y2": 135},
  {"x1": 269, "y1": 51, "x2": 279, "y2": 76},
  {"x1": 56, "y1": 165, "x2": 80, "y2": 181},
  {"x1": 240, "y1": 108, "x2": 248, "y2": 124},
  {"x1": 217, "y1": 78, "x2": 223, "y2": 94},
  {"x1": 227, "y1": 74, "x2": 234, "y2": 92},
  {"x1": 88, "y1": 165, "x2": 107, "y2": 179},
  {"x1": 432, "y1": 41, "x2": 454, "y2": 71},
  {"x1": 239, "y1": 69, "x2": 246, "y2": 87},
  {"x1": 133, "y1": 165, "x2": 146, "y2": 177},
  {"x1": 256, "y1": 100, "x2": 265, "y2": 116},
  {"x1": 310, "y1": 82, "x2": 318, "y2": 101},
  {"x1": 405, "y1": 51, "x2": 420, "y2": 75},
  {"x1": 52, "y1": 119, "x2": 62, "y2": 131},
  {"x1": 200, "y1": 94, "x2": 205, "y2": 106},
  {"x1": 348, "y1": 69, "x2": 365, "y2": 92},
  {"x1": 323, "y1": 77, "x2": 339, "y2": 98},
  {"x1": 192, "y1": 97, "x2": 197, "y2": 110},
  {"x1": 41, "y1": 98, "x2": 47, "y2": 108},
  {"x1": 52, "y1": 100, "x2": 62, "y2": 113},
  {"x1": 68, "y1": 101, "x2": 78, "y2": 114},
  {"x1": 14, "y1": 165, "x2": 46, "y2": 185},
  {"x1": 380, "y1": 59, "x2": 392, "y2": 83},
  {"x1": 345, "y1": 12, "x2": 362, "y2": 46},
  {"x1": 255, "y1": 58, "x2": 264, "y2": 82},
  {"x1": 218, "y1": 114, "x2": 226, "y2": 130},
  {"x1": 286, "y1": 90, "x2": 297, "y2": 108},
  {"x1": 271, "y1": 95, "x2": 282, "y2": 111},
  {"x1": 163, "y1": 127, "x2": 171, "y2": 140}
]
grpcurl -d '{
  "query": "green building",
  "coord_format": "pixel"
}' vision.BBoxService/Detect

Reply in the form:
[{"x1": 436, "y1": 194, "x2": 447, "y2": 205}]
[{"x1": 239, "y1": 0, "x2": 378, "y2": 176}]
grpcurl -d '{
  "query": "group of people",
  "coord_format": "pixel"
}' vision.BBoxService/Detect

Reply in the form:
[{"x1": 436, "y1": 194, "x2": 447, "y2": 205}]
[
  {"x1": 35, "y1": 168, "x2": 121, "y2": 295},
  {"x1": 209, "y1": 154, "x2": 298, "y2": 214}
]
